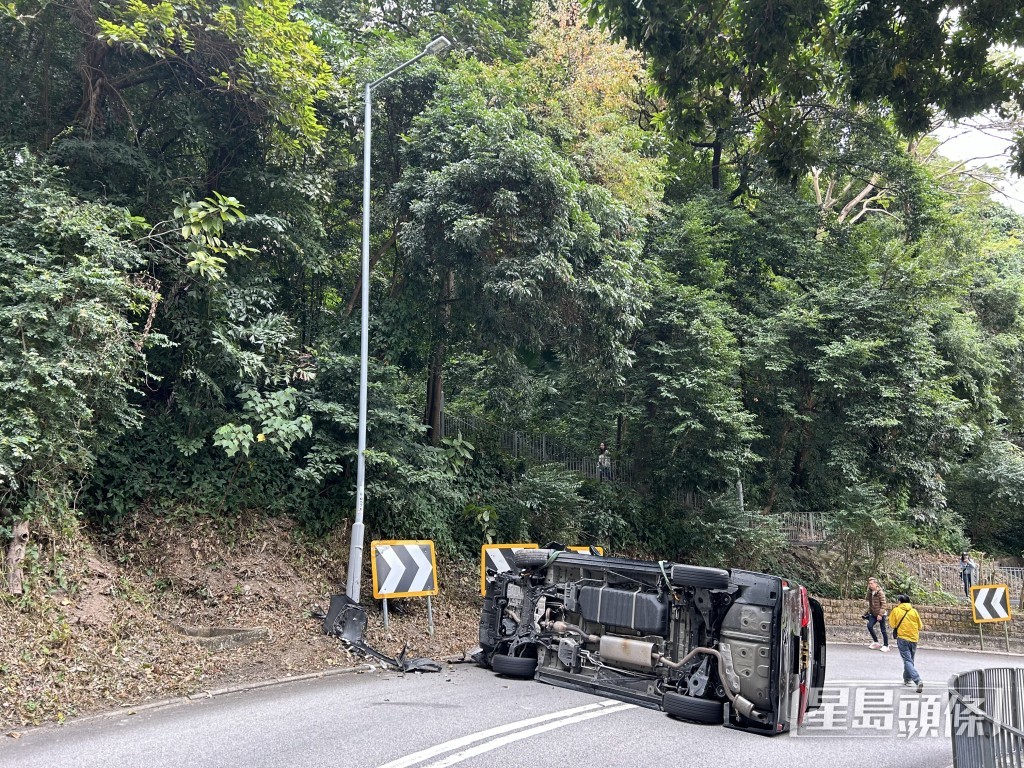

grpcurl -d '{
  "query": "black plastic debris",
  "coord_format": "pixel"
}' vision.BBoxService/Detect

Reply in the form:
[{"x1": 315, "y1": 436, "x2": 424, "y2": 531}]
[{"x1": 318, "y1": 593, "x2": 441, "y2": 673}]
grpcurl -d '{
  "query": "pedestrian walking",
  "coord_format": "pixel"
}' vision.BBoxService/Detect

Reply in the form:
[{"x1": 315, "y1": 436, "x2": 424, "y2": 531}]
[
  {"x1": 889, "y1": 594, "x2": 925, "y2": 693},
  {"x1": 959, "y1": 551, "x2": 978, "y2": 598},
  {"x1": 865, "y1": 577, "x2": 890, "y2": 652},
  {"x1": 597, "y1": 441, "x2": 612, "y2": 481}
]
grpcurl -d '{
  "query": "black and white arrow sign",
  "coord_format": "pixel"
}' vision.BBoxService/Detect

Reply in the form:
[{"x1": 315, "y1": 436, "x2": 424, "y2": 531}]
[
  {"x1": 480, "y1": 543, "x2": 538, "y2": 595},
  {"x1": 371, "y1": 540, "x2": 438, "y2": 599},
  {"x1": 971, "y1": 584, "x2": 1012, "y2": 623}
]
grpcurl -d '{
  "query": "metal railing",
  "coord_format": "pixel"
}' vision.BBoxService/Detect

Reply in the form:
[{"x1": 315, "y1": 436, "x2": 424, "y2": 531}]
[
  {"x1": 776, "y1": 511, "x2": 826, "y2": 543},
  {"x1": 440, "y1": 411, "x2": 638, "y2": 485},
  {"x1": 950, "y1": 667, "x2": 1024, "y2": 767},
  {"x1": 441, "y1": 412, "x2": 865, "y2": 531},
  {"x1": 442, "y1": 413, "x2": 1017, "y2": 569},
  {"x1": 912, "y1": 564, "x2": 1024, "y2": 605}
]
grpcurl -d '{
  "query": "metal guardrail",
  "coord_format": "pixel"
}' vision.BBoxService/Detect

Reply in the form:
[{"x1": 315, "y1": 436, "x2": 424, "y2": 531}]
[
  {"x1": 442, "y1": 412, "x2": 837, "y2": 538},
  {"x1": 950, "y1": 667, "x2": 1024, "y2": 767}
]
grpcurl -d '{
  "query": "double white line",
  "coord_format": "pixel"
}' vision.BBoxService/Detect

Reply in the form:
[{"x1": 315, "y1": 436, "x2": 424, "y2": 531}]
[{"x1": 376, "y1": 700, "x2": 635, "y2": 768}]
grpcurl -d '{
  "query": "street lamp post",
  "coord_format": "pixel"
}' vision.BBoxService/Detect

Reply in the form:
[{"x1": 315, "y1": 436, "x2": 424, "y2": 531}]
[{"x1": 345, "y1": 36, "x2": 452, "y2": 603}]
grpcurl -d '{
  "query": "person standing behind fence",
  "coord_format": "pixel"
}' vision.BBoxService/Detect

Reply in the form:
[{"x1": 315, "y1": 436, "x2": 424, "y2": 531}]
[
  {"x1": 597, "y1": 442, "x2": 612, "y2": 481},
  {"x1": 959, "y1": 551, "x2": 978, "y2": 598},
  {"x1": 865, "y1": 577, "x2": 890, "y2": 652},
  {"x1": 889, "y1": 594, "x2": 925, "y2": 693}
]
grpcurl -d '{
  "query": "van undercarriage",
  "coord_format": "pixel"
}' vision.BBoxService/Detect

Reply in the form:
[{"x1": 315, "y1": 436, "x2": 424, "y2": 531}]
[{"x1": 477, "y1": 549, "x2": 826, "y2": 735}]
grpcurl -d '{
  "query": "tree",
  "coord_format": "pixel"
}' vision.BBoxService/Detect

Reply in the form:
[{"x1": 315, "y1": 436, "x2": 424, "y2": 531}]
[
  {"x1": 393, "y1": 61, "x2": 649, "y2": 440},
  {"x1": 0, "y1": 152, "x2": 151, "y2": 592},
  {"x1": 582, "y1": 0, "x2": 834, "y2": 189},
  {"x1": 628, "y1": 212, "x2": 756, "y2": 497},
  {"x1": 582, "y1": 0, "x2": 1024, "y2": 185},
  {"x1": 380, "y1": 12, "x2": 666, "y2": 442},
  {"x1": 838, "y1": 1, "x2": 1024, "y2": 172}
]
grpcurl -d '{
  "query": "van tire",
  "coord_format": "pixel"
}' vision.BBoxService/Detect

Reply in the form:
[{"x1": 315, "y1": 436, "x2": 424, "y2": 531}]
[
  {"x1": 491, "y1": 653, "x2": 538, "y2": 678},
  {"x1": 514, "y1": 549, "x2": 554, "y2": 569},
  {"x1": 669, "y1": 564, "x2": 730, "y2": 590},
  {"x1": 663, "y1": 692, "x2": 724, "y2": 724}
]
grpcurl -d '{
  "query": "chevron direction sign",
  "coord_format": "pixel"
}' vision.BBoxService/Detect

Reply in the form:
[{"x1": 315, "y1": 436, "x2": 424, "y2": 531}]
[
  {"x1": 371, "y1": 540, "x2": 438, "y2": 599},
  {"x1": 971, "y1": 584, "x2": 1013, "y2": 624},
  {"x1": 480, "y1": 543, "x2": 538, "y2": 595}
]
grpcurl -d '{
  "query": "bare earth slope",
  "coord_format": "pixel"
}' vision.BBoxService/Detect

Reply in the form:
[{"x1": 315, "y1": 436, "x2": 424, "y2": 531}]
[{"x1": 0, "y1": 514, "x2": 481, "y2": 730}]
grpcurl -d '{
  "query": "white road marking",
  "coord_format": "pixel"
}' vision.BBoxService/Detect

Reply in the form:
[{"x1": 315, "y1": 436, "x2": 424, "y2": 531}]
[
  {"x1": 376, "y1": 700, "x2": 634, "y2": 768},
  {"x1": 419, "y1": 703, "x2": 635, "y2": 767}
]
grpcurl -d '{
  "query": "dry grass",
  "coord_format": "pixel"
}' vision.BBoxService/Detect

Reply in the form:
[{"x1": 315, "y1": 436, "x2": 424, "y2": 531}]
[{"x1": 0, "y1": 514, "x2": 483, "y2": 730}]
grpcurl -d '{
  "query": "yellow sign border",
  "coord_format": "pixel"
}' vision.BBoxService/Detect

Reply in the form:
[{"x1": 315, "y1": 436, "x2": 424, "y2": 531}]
[
  {"x1": 970, "y1": 583, "x2": 1013, "y2": 624},
  {"x1": 371, "y1": 539, "x2": 439, "y2": 599}
]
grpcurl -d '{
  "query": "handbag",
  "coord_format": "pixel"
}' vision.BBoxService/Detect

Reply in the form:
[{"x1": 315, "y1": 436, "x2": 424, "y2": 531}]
[{"x1": 891, "y1": 609, "x2": 909, "y2": 639}]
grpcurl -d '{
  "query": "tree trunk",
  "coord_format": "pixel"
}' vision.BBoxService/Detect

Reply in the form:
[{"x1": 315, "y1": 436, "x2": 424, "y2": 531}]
[
  {"x1": 424, "y1": 342, "x2": 445, "y2": 446},
  {"x1": 72, "y1": 0, "x2": 109, "y2": 137},
  {"x1": 789, "y1": 380, "x2": 817, "y2": 491},
  {"x1": 711, "y1": 139, "x2": 722, "y2": 190},
  {"x1": 692, "y1": 133, "x2": 724, "y2": 190},
  {"x1": 6, "y1": 519, "x2": 29, "y2": 595},
  {"x1": 343, "y1": 228, "x2": 399, "y2": 319},
  {"x1": 424, "y1": 270, "x2": 454, "y2": 446}
]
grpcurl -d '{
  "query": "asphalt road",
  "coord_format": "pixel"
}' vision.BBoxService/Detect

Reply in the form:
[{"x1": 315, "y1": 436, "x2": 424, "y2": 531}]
[{"x1": 2, "y1": 643, "x2": 1021, "y2": 768}]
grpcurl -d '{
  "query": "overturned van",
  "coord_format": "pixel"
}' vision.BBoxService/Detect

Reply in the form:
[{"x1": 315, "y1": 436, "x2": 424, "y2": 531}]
[{"x1": 477, "y1": 548, "x2": 826, "y2": 735}]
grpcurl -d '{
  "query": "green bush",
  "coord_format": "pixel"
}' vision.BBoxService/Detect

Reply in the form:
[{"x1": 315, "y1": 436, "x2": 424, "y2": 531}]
[{"x1": 0, "y1": 151, "x2": 151, "y2": 528}]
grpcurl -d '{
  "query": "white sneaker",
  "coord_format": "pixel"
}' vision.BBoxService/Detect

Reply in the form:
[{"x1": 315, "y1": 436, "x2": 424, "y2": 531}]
[
  {"x1": 880, "y1": 645, "x2": 891, "y2": 653},
  {"x1": 868, "y1": 642, "x2": 882, "y2": 649}
]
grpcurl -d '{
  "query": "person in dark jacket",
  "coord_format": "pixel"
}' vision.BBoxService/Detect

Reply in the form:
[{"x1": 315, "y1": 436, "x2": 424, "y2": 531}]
[
  {"x1": 866, "y1": 577, "x2": 890, "y2": 652},
  {"x1": 959, "y1": 552, "x2": 978, "y2": 598}
]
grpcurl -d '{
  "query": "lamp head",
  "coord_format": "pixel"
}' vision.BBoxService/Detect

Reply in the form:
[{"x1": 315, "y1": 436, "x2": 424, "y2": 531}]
[{"x1": 424, "y1": 36, "x2": 452, "y2": 56}]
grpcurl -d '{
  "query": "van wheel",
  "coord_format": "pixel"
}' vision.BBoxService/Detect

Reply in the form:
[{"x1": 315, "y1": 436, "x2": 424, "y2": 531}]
[
  {"x1": 491, "y1": 652, "x2": 538, "y2": 678},
  {"x1": 669, "y1": 564, "x2": 730, "y2": 590},
  {"x1": 662, "y1": 692, "x2": 724, "y2": 724},
  {"x1": 514, "y1": 549, "x2": 553, "y2": 569}
]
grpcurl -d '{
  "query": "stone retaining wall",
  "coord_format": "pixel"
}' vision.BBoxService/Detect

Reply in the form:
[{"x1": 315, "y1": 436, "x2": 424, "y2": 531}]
[{"x1": 817, "y1": 598, "x2": 1023, "y2": 640}]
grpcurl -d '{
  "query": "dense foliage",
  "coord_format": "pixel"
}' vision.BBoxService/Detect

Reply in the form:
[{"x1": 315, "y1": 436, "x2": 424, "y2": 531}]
[{"x1": 3, "y1": 0, "x2": 1024, "y2": 598}]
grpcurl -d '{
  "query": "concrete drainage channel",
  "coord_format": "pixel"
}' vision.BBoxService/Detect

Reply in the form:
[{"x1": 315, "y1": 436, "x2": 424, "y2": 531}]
[{"x1": 174, "y1": 625, "x2": 270, "y2": 652}]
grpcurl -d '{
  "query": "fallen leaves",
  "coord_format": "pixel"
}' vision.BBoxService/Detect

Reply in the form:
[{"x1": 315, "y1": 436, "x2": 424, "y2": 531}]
[{"x1": 0, "y1": 514, "x2": 483, "y2": 730}]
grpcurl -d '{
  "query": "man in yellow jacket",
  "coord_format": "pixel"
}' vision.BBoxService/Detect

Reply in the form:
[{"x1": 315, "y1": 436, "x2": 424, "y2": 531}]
[{"x1": 889, "y1": 594, "x2": 925, "y2": 693}]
